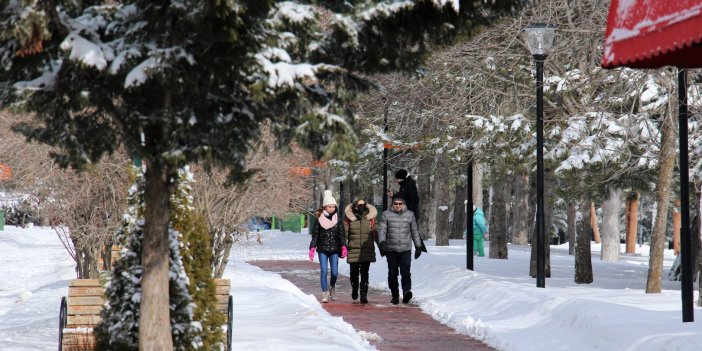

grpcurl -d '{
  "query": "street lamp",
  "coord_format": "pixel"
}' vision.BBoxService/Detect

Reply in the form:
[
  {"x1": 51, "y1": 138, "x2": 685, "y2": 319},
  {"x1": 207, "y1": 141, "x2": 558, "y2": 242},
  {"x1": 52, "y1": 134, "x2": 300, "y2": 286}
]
[{"x1": 523, "y1": 23, "x2": 556, "y2": 288}]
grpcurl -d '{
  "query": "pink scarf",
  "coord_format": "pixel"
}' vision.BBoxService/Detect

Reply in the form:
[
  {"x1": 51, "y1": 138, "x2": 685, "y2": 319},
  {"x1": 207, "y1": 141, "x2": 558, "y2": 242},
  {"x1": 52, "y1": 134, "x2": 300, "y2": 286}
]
[{"x1": 319, "y1": 211, "x2": 338, "y2": 229}]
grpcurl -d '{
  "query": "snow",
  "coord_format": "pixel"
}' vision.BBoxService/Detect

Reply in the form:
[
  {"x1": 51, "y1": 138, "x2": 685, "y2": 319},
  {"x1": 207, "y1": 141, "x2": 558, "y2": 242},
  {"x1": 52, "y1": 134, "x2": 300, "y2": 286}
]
[
  {"x1": 2, "y1": 226, "x2": 702, "y2": 350},
  {"x1": 60, "y1": 33, "x2": 109, "y2": 71}
]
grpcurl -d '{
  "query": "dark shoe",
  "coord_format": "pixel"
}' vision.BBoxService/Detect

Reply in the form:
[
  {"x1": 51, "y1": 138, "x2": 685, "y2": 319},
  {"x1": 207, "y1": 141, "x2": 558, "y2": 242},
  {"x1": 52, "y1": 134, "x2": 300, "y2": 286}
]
[
  {"x1": 402, "y1": 291, "x2": 413, "y2": 304},
  {"x1": 360, "y1": 293, "x2": 368, "y2": 304},
  {"x1": 391, "y1": 296, "x2": 399, "y2": 305},
  {"x1": 352, "y1": 289, "x2": 358, "y2": 300}
]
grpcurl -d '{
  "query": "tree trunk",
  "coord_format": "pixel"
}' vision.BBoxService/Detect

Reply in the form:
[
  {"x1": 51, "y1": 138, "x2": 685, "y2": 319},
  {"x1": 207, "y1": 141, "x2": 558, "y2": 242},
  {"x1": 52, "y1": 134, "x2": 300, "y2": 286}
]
[
  {"x1": 472, "y1": 162, "x2": 483, "y2": 209},
  {"x1": 512, "y1": 171, "x2": 530, "y2": 245},
  {"x1": 601, "y1": 188, "x2": 621, "y2": 262},
  {"x1": 575, "y1": 198, "x2": 593, "y2": 284},
  {"x1": 625, "y1": 192, "x2": 639, "y2": 254},
  {"x1": 543, "y1": 168, "x2": 554, "y2": 277},
  {"x1": 434, "y1": 156, "x2": 450, "y2": 246},
  {"x1": 567, "y1": 202, "x2": 576, "y2": 255},
  {"x1": 646, "y1": 109, "x2": 676, "y2": 294},
  {"x1": 489, "y1": 165, "x2": 508, "y2": 258},
  {"x1": 140, "y1": 158, "x2": 175, "y2": 351},
  {"x1": 213, "y1": 229, "x2": 233, "y2": 278},
  {"x1": 450, "y1": 183, "x2": 466, "y2": 240},
  {"x1": 425, "y1": 156, "x2": 439, "y2": 240},
  {"x1": 590, "y1": 202, "x2": 601, "y2": 244},
  {"x1": 418, "y1": 157, "x2": 432, "y2": 240}
]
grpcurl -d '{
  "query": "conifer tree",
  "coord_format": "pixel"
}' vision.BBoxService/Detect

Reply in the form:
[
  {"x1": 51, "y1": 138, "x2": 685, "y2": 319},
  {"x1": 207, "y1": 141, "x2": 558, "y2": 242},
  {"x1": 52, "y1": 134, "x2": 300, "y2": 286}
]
[
  {"x1": 0, "y1": 1, "x2": 526, "y2": 348},
  {"x1": 171, "y1": 168, "x2": 225, "y2": 350},
  {"x1": 95, "y1": 168, "x2": 202, "y2": 350}
]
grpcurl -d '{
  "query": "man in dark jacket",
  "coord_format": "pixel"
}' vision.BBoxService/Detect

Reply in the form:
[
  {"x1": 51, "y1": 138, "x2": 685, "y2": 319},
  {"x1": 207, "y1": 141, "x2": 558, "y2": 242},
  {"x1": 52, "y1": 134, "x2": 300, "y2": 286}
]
[
  {"x1": 378, "y1": 195, "x2": 423, "y2": 304},
  {"x1": 387, "y1": 169, "x2": 420, "y2": 222}
]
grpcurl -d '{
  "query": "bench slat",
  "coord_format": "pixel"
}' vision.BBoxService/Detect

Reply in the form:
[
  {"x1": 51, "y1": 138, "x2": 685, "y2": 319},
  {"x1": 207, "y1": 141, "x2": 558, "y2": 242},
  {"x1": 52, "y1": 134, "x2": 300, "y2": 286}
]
[
  {"x1": 68, "y1": 286, "x2": 104, "y2": 297},
  {"x1": 68, "y1": 296, "x2": 104, "y2": 306},
  {"x1": 69, "y1": 280, "x2": 101, "y2": 287},
  {"x1": 215, "y1": 285, "x2": 231, "y2": 295},
  {"x1": 67, "y1": 315, "x2": 102, "y2": 328},
  {"x1": 68, "y1": 305, "x2": 103, "y2": 315},
  {"x1": 214, "y1": 278, "x2": 230, "y2": 287}
]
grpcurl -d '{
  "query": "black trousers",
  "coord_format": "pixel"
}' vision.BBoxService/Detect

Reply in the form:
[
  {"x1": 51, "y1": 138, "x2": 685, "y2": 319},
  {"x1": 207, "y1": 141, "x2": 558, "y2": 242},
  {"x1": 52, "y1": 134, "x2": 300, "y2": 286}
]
[
  {"x1": 349, "y1": 262, "x2": 371, "y2": 292},
  {"x1": 386, "y1": 250, "x2": 412, "y2": 296}
]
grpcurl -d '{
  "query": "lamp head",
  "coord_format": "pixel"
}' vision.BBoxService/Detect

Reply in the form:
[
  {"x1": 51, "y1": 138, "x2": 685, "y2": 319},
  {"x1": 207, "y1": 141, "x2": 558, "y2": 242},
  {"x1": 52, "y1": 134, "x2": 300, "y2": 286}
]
[{"x1": 523, "y1": 23, "x2": 557, "y2": 57}]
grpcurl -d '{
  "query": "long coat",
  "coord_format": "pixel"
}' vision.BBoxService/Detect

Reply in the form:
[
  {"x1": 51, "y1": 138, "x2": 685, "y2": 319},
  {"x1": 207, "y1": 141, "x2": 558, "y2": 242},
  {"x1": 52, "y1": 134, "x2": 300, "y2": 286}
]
[
  {"x1": 396, "y1": 177, "x2": 420, "y2": 222},
  {"x1": 343, "y1": 204, "x2": 377, "y2": 263},
  {"x1": 309, "y1": 209, "x2": 346, "y2": 253}
]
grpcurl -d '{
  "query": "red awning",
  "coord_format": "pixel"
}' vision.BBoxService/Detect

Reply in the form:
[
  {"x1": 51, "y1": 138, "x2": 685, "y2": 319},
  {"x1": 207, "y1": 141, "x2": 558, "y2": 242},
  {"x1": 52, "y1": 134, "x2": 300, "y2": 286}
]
[{"x1": 602, "y1": 0, "x2": 702, "y2": 69}]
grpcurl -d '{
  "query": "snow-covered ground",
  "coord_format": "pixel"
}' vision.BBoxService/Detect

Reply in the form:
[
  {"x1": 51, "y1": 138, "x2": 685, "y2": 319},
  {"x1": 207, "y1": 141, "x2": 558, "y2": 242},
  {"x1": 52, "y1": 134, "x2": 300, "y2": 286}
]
[{"x1": 1, "y1": 225, "x2": 701, "y2": 350}]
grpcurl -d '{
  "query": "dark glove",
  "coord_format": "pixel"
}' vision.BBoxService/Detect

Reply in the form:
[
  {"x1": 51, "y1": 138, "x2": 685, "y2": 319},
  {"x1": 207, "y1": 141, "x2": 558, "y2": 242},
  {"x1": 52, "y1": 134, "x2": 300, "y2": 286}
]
[
  {"x1": 379, "y1": 241, "x2": 388, "y2": 257},
  {"x1": 414, "y1": 250, "x2": 422, "y2": 259}
]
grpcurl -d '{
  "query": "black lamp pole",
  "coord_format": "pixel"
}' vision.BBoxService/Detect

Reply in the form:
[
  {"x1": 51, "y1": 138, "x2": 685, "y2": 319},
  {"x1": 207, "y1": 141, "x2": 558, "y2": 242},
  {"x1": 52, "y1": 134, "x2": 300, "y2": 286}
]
[
  {"x1": 535, "y1": 54, "x2": 546, "y2": 288},
  {"x1": 678, "y1": 69, "x2": 693, "y2": 322},
  {"x1": 467, "y1": 161, "x2": 474, "y2": 271},
  {"x1": 383, "y1": 113, "x2": 389, "y2": 212}
]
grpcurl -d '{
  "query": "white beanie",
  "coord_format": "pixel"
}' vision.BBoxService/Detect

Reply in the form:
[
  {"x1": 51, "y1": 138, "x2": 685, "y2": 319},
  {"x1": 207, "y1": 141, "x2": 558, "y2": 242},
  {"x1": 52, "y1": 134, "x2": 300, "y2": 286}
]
[{"x1": 322, "y1": 190, "x2": 337, "y2": 207}]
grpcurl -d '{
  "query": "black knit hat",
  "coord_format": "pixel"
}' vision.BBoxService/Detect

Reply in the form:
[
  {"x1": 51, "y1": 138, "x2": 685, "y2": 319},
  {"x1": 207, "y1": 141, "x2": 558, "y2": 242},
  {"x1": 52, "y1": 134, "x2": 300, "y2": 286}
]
[
  {"x1": 392, "y1": 194, "x2": 405, "y2": 203},
  {"x1": 395, "y1": 169, "x2": 408, "y2": 179}
]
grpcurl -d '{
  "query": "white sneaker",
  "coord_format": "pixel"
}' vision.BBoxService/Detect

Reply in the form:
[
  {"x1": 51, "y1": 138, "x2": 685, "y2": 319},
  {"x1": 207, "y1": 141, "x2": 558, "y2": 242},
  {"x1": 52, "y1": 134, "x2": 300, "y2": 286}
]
[
  {"x1": 329, "y1": 287, "x2": 336, "y2": 301},
  {"x1": 321, "y1": 291, "x2": 329, "y2": 303}
]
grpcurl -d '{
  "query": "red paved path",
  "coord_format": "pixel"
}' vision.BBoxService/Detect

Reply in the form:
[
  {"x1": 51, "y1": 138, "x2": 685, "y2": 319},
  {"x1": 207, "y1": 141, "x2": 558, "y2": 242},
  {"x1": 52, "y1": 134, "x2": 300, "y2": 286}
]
[{"x1": 249, "y1": 260, "x2": 496, "y2": 351}]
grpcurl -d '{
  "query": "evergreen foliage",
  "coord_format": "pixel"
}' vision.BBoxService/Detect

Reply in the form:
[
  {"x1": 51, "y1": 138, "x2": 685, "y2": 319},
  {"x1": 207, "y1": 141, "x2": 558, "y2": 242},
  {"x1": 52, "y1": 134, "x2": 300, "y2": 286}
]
[
  {"x1": 95, "y1": 168, "x2": 202, "y2": 350},
  {"x1": 1, "y1": 0, "x2": 526, "y2": 345},
  {"x1": 171, "y1": 168, "x2": 225, "y2": 350}
]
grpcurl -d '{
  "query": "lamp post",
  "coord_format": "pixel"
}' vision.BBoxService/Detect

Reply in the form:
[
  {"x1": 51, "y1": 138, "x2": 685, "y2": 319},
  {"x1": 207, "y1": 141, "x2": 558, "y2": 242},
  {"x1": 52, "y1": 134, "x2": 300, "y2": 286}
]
[{"x1": 523, "y1": 23, "x2": 556, "y2": 288}]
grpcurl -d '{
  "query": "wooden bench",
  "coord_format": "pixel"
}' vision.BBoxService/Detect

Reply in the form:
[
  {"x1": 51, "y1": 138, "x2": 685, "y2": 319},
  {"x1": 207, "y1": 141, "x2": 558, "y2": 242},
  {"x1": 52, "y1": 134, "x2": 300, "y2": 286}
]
[
  {"x1": 215, "y1": 278, "x2": 234, "y2": 351},
  {"x1": 59, "y1": 278, "x2": 233, "y2": 351},
  {"x1": 59, "y1": 279, "x2": 103, "y2": 351}
]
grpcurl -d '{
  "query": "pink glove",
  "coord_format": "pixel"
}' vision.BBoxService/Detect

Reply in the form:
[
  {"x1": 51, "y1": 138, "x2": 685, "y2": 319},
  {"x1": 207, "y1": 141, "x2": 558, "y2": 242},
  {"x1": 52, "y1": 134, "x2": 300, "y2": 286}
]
[
  {"x1": 309, "y1": 247, "x2": 315, "y2": 261},
  {"x1": 341, "y1": 246, "x2": 348, "y2": 258}
]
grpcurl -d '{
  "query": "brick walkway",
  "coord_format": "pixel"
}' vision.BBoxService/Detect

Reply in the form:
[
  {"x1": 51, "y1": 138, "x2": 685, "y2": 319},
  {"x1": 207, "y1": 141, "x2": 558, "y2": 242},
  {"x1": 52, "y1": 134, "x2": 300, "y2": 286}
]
[{"x1": 249, "y1": 260, "x2": 496, "y2": 351}]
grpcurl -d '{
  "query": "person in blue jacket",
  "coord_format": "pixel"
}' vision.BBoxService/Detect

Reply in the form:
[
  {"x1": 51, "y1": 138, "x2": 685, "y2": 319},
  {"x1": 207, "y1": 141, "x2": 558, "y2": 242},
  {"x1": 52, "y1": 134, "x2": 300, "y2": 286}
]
[{"x1": 472, "y1": 205, "x2": 489, "y2": 257}]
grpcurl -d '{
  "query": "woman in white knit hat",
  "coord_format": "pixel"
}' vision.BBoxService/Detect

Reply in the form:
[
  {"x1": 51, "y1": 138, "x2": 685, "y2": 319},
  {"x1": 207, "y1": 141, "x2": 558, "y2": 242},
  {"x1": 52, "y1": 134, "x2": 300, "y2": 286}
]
[{"x1": 309, "y1": 189, "x2": 347, "y2": 303}]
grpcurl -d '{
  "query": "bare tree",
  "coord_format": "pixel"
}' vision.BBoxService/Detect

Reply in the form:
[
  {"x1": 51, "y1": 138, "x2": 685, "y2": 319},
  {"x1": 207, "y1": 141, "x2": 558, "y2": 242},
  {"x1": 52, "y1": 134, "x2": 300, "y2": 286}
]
[
  {"x1": 191, "y1": 125, "x2": 313, "y2": 277},
  {"x1": 0, "y1": 111, "x2": 130, "y2": 278},
  {"x1": 46, "y1": 158, "x2": 131, "y2": 278}
]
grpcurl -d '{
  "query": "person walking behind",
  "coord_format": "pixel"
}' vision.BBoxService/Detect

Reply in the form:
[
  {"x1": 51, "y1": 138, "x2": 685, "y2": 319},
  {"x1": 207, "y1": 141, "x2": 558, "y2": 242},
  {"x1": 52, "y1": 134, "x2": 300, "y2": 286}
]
[
  {"x1": 472, "y1": 205, "x2": 489, "y2": 257},
  {"x1": 378, "y1": 195, "x2": 425, "y2": 305},
  {"x1": 309, "y1": 190, "x2": 347, "y2": 303},
  {"x1": 386, "y1": 169, "x2": 420, "y2": 223},
  {"x1": 343, "y1": 199, "x2": 378, "y2": 304}
]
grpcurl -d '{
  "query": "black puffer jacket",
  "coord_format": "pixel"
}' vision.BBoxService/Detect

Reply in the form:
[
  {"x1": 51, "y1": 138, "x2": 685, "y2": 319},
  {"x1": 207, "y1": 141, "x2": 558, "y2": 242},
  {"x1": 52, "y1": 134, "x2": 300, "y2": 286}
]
[
  {"x1": 309, "y1": 209, "x2": 346, "y2": 253},
  {"x1": 396, "y1": 177, "x2": 420, "y2": 222}
]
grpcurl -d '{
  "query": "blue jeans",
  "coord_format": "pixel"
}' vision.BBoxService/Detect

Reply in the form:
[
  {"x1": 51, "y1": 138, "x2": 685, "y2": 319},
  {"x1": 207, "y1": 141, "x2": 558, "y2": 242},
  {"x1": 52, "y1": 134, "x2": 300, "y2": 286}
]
[{"x1": 318, "y1": 251, "x2": 339, "y2": 292}]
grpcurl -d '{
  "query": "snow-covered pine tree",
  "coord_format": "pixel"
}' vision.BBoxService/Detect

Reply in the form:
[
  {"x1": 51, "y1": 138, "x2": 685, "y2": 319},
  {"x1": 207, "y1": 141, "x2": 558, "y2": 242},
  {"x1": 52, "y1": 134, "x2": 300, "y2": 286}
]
[
  {"x1": 171, "y1": 168, "x2": 225, "y2": 350},
  {"x1": 95, "y1": 168, "x2": 202, "y2": 350},
  {"x1": 0, "y1": 1, "x2": 527, "y2": 347}
]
